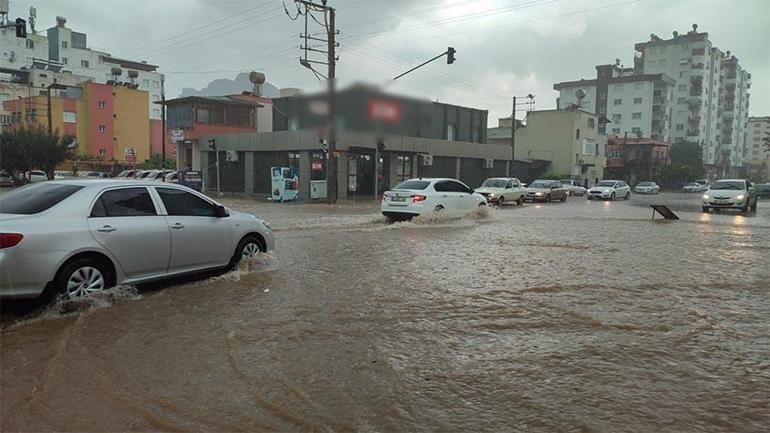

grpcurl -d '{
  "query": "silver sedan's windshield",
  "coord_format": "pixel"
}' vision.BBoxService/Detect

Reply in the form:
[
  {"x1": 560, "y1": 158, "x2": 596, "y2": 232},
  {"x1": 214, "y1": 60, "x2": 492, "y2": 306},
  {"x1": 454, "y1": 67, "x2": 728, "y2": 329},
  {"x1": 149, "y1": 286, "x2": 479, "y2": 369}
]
[{"x1": 710, "y1": 181, "x2": 745, "y2": 190}]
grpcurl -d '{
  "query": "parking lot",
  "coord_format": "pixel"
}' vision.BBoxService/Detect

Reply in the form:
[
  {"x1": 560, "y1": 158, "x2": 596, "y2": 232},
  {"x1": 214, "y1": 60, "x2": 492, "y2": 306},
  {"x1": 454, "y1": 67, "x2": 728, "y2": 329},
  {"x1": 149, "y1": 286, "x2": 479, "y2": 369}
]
[{"x1": 1, "y1": 193, "x2": 769, "y2": 432}]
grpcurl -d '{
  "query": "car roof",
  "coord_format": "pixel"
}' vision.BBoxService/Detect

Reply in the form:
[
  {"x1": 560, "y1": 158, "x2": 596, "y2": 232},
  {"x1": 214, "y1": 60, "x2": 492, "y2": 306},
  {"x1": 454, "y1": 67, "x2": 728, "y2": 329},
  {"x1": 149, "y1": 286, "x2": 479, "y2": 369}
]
[
  {"x1": 712, "y1": 179, "x2": 746, "y2": 182},
  {"x1": 45, "y1": 179, "x2": 182, "y2": 188}
]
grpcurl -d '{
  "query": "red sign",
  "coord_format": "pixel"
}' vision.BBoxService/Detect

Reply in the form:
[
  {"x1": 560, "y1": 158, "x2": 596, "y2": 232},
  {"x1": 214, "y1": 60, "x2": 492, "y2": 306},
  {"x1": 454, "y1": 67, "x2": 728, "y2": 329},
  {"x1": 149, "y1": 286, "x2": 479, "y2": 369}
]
[
  {"x1": 368, "y1": 99, "x2": 401, "y2": 123},
  {"x1": 311, "y1": 161, "x2": 323, "y2": 172}
]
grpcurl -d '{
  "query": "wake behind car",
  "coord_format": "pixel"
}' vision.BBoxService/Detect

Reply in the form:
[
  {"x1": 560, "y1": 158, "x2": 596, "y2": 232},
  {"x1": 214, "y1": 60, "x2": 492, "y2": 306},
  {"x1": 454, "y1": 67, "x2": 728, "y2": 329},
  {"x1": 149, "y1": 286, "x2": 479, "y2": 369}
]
[
  {"x1": 381, "y1": 178, "x2": 486, "y2": 221},
  {"x1": 588, "y1": 180, "x2": 631, "y2": 200},
  {"x1": 0, "y1": 180, "x2": 274, "y2": 300},
  {"x1": 634, "y1": 181, "x2": 660, "y2": 194},
  {"x1": 702, "y1": 179, "x2": 757, "y2": 214},
  {"x1": 475, "y1": 177, "x2": 527, "y2": 206},
  {"x1": 526, "y1": 180, "x2": 568, "y2": 203}
]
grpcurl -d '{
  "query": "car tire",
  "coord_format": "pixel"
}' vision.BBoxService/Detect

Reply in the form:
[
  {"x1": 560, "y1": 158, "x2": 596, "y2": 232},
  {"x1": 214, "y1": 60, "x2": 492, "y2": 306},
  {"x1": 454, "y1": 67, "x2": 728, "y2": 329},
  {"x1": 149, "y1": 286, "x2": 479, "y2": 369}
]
[
  {"x1": 560, "y1": 194, "x2": 567, "y2": 202},
  {"x1": 545, "y1": 194, "x2": 551, "y2": 203},
  {"x1": 610, "y1": 192, "x2": 616, "y2": 201},
  {"x1": 517, "y1": 196, "x2": 524, "y2": 205},
  {"x1": 498, "y1": 196, "x2": 505, "y2": 207},
  {"x1": 750, "y1": 199, "x2": 757, "y2": 211},
  {"x1": 624, "y1": 192, "x2": 630, "y2": 200},
  {"x1": 434, "y1": 205, "x2": 445, "y2": 213},
  {"x1": 54, "y1": 258, "x2": 114, "y2": 299},
  {"x1": 228, "y1": 235, "x2": 265, "y2": 270}
]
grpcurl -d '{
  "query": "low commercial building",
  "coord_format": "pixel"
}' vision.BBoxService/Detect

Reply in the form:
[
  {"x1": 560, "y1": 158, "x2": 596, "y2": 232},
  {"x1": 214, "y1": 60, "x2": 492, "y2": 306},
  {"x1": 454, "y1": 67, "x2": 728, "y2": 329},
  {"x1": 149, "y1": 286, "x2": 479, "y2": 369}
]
[
  {"x1": 185, "y1": 84, "x2": 512, "y2": 198},
  {"x1": 605, "y1": 135, "x2": 671, "y2": 184}
]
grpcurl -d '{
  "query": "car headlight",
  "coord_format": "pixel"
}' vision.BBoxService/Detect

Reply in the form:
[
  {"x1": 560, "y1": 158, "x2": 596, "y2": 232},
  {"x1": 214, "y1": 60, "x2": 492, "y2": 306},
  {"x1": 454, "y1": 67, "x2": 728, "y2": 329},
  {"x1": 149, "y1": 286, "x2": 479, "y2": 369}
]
[
  {"x1": 262, "y1": 220, "x2": 272, "y2": 230},
  {"x1": 535, "y1": 192, "x2": 543, "y2": 196},
  {"x1": 489, "y1": 193, "x2": 496, "y2": 197},
  {"x1": 702, "y1": 194, "x2": 710, "y2": 200},
  {"x1": 735, "y1": 194, "x2": 745, "y2": 201}
]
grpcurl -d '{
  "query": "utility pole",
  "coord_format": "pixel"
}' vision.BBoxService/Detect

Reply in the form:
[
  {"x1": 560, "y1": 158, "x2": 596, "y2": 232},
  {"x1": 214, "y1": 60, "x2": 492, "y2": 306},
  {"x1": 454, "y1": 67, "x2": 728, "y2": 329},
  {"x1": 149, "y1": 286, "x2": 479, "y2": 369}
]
[
  {"x1": 290, "y1": 0, "x2": 339, "y2": 203},
  {"x1": 510, "y1": 94, "x2": 535, "y2": 177},
  {"x1": 161, "y1": 75, "x2": 166, "y2": 175},
  {"x1": 209, "y1": 138, "x2": 221, "y2": 196}
]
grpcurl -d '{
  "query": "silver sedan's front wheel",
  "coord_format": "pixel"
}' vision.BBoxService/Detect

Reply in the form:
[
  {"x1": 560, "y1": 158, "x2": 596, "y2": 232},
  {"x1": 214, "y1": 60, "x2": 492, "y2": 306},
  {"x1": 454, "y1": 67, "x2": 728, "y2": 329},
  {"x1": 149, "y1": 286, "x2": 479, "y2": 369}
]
[
  {"x1": 242, "y1": 242, "x2": 261, "y2": 259},
  {"x1": 66, "y1": 266, "x2": 106, "y2": 297}
]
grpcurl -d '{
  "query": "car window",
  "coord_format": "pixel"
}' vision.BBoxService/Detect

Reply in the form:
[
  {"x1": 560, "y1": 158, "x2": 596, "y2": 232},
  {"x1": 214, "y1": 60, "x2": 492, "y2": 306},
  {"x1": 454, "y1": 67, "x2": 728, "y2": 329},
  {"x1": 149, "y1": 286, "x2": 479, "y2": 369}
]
[
  {"x1": 448, "y1": 181, "x2": 471, "y2": 193},
  {"x1": 505, "y1": 181, "x2": 513, "y2": 189},
  {"x1": 395, "y1": 180, "x2": 430, "y2": 190},
  {"x1": 0, "y1": 183, "x2": 83, "y2": 215},
  {"x1": 92, "y1": 187, "x2": 157, "y2": 217},
  {"x1": 433, "y1": 181, "x2": 451, "y2": 192},
  {"x1": 552, "y1": 182, "x2": 562, "y2": 188},
  {"x1": 157, "y1": 188, "x2": 216, "y2": 217}
]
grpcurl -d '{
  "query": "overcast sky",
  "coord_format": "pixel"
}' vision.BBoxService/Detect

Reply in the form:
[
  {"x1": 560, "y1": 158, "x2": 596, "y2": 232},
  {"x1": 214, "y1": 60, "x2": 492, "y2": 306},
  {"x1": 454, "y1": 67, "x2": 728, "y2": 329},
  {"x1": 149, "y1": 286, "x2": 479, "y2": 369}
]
[{"x1": 9, "y1": 0, "x2": 769, "y2": 125}]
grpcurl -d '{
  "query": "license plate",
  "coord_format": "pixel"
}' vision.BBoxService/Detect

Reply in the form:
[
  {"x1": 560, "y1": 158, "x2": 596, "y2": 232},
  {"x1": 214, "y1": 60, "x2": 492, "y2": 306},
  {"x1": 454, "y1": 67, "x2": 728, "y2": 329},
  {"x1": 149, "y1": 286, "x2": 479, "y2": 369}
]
[{"x1": 391, "y1": 196, "x2": 406, "y2": 202}]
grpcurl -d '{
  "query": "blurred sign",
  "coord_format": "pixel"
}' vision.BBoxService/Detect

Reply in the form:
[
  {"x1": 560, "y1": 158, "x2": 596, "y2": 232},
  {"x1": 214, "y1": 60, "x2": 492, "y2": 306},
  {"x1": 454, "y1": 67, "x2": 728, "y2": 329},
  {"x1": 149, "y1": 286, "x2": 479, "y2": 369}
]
[
  {"x1": 309, "y1": 100, "x2": 329, "y2": 116},
  {"x1": 124, "y1": 147, "x2": 136, "y2": 163},
  {"x1": 170, "y1": 129, "x2": 184, "y2": 143},
  {"x1": 311, "y1": 161, "x2": 323, "y2": 172},
  {"x1": 368, "y1": 99, "x2": 401, "y2": 123},
  {"x1": 179, "y1": 170, "x2": 202, "y2": 191}
]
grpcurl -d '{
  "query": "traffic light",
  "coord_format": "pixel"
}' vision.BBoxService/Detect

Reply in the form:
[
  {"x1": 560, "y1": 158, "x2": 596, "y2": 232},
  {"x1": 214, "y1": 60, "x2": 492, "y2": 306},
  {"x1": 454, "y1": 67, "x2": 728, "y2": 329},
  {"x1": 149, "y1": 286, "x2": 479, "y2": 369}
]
[
  {"x1": 15, "y1": 18, "x2": 26, "y2": 38},
  {"x1": 208, "y1": 138, "x2": 216, "y2": 150},
  {"x1": 447, "y1": 47, "x2": 456, "y2": 64}
]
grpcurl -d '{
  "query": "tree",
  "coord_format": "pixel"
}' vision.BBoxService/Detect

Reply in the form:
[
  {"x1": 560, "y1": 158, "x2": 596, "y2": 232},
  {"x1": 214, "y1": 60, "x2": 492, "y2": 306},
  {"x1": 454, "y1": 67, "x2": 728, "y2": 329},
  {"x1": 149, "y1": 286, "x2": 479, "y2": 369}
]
[
  {"x1": 660, "y1": 142, "x2": 705, "y2": 188},
  {"x1": 138, "y1": 154, "x2": 176, "y2": 170},
  {"x1": 0, "y1": 126, "x2": 75, "y2": 180}
]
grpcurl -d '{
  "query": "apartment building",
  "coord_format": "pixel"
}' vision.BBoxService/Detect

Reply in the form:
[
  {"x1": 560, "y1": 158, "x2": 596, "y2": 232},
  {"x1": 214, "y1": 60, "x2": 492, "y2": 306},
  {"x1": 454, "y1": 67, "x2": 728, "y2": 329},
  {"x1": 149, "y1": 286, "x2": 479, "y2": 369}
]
[
  {"x1": 747, "y1": 117, "x2": 770, "y2": 181},
  {"x1": 634, "y1": 24, "x2": 751, "y2": 175},
  {"x1": 554, "y1": 63, "x2": 674, "y2": 143}
]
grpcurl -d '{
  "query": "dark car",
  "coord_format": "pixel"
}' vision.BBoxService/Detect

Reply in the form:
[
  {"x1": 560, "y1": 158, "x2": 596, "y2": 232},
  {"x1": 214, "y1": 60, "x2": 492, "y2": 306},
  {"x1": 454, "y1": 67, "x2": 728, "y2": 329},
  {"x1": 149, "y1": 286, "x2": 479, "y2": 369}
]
[
  {"x1": 755, "y1": 183, "x2": 770, "y2": 199},
  {"x1": 0, "y1": 171, "x2": 15, "y2": 187}
]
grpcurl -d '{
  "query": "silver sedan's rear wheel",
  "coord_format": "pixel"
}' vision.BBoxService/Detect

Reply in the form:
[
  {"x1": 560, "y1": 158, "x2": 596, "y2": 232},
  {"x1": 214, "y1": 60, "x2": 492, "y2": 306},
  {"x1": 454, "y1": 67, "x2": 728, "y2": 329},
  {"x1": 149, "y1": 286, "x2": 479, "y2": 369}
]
[{"x1": 66, "y1": 266, "x2": 105, "y2": 297}]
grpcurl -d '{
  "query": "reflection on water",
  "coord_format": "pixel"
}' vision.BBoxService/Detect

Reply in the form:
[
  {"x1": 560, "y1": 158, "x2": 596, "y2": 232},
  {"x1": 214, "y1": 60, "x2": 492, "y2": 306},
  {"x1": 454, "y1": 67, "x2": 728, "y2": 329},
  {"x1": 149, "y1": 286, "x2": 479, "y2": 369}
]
[{"x1": 1, "y1": 193, "x2": 769, "y2": 432}]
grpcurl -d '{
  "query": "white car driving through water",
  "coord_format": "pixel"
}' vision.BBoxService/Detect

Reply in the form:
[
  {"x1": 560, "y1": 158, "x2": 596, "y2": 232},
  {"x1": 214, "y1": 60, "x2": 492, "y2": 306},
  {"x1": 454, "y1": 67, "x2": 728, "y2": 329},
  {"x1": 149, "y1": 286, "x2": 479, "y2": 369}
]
[
  {"x1": 634, "y1": 181, "x2": 660, "y2": 194},
  {"x1": 475, "y1": 177, "x2": 527, "y2": 206},
  {"x1": 702, "y1": 179, "x2": 758, "y2": 214},
  {"x1": 381, "y1": 178, "x2": 487, "y2": 221},
  {"x1": 0, "y1": 180, "x2": 274, "y2": 300},
  {"x1": 588, "y1": 180, "x2": 631, "y2": 200}
]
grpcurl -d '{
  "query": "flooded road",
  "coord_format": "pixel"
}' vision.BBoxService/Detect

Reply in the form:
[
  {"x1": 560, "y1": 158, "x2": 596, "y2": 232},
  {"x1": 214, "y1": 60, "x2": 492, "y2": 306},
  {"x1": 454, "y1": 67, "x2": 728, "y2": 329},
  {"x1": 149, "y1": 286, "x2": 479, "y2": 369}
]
[{"x1": 2, "y1": 193, "x2": 769, "y2": 432}]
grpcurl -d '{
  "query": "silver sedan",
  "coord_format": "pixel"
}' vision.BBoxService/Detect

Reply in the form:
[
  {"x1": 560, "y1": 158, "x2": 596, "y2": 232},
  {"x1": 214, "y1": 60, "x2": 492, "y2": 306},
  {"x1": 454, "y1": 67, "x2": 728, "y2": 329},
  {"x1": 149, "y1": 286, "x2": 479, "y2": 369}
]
[{"x1": 0, "y1": 180, "x2": 274, "y2": 300}]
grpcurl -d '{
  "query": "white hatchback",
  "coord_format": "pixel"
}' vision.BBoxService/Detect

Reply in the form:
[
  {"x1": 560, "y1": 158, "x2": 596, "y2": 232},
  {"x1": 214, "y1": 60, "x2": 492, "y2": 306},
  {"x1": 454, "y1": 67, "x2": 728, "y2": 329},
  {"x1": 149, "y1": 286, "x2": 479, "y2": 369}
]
[
  {"x1": 588, "y1": 180, "x2": 631, "y2": 200},
  {"x1": 381, "y1": 178, "x2": 487, "y2": 220}
]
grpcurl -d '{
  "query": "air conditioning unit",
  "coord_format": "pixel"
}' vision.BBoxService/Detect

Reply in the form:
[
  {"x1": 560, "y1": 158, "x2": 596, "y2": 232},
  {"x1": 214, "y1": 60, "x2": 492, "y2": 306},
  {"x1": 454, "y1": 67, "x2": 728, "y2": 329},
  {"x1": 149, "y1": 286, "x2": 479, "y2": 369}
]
[
  {"x1": 225, "y1": 150, "x2": 239, "y2": 162},
  {"x1": 485, "y1": 158, "x2": 494, "y2": 169},
  {"x1": 421, "y1": 154, "x2": 433, "y2": 166},
  {"x1": 9, "y1": 51, "x2": 16, "y2": 63}
]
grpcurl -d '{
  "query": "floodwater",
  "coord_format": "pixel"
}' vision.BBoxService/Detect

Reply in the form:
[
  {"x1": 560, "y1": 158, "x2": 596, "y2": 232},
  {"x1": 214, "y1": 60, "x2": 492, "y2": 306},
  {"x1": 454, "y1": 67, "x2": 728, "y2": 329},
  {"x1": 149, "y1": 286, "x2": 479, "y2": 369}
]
[{"x1": 1, "y1": 193, "x2": 769, "y2": 432}]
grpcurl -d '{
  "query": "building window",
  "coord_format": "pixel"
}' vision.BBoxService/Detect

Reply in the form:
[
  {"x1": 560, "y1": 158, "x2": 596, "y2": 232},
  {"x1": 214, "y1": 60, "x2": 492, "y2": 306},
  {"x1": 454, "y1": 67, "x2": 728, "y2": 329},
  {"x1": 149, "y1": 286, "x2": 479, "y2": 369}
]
[
  {"x1": 396, "y1": 156, "x2": 411, "y2": 182},
  {"x1": 288, "y1": 152, "x2": 300, "y2": 168},
  {"x1": 598, "y1": 91, "x2": 606, "y2": 100},
  {"x1": 613, "y1": 98, "x2": 622, "y2": 105},
  {"x1": 62, "y1": 41, "x2": 68, "y2": 49},
  {"x1": 633, "y1": 97, "x2": 642, "y2": 104},
  {"x1": 152, "y1": 94, "x2": 160, "y2": 102},
  {"x1": 676, "y1": 124, "x2": 684, "y2": 130},
  {"x1": 98, "y1": 124, "x2": 106, "y2": 133},
  {"x1": 152, "y1": 80, "x2": 160, "y2": 89},
  {"x1": 98, "y1": 100, "x2": 106, "y2": 109},
  {"x1": 152, "y1": 108, "x2": 161, "y2": 117},
  {"x1": 678, "y1": 84, "x2": 687, "y2": 91},
  {"x1": 611, "y1": 128, "x2": 621, "y2": 133},
  {"x1": 632, "y1": 127, "x2": 642, "y2": 134},
  {"x1": 61, "y1": 57, "x2": 68, "y2": 65},
  {"x1": 81, "y1": 60, "x2": 89, "y2": 68},
  {"x1": 446, "y1": 124, "x2": 455, "y2": 141},
  {"x1": 98, "y1": 149, "x2": 106, "y2": 157},
  {"x1": 575, "y1": 128, "x2": 580, "y2": 139},
  {"x1": 588, "y1": 118, "x2": 595, "y2": 129},
  {"x1": 582, "y1": 138, "x2": 598, "y2": 156},
  {"x1": 142, "y1": 79, "x2": 150, "y2": 87},
  {"x1": 632, "y1": 112, "x2": 642, "y2": 120},
  {"x1": 611, "y1": 114, "x2": 622, "y2": 124},
  {"x1": 63, "y1": 112, "x2": 77, "y2": 123},
  {"x1": 677, "y1": 97, "x2": 686, "y2": 104},
  {"x1": 679, "y1": 71, "x2": 688, "y2": 78},
  {"x1": 26, "y1": 39, "x2": 34, "y2": 49}
]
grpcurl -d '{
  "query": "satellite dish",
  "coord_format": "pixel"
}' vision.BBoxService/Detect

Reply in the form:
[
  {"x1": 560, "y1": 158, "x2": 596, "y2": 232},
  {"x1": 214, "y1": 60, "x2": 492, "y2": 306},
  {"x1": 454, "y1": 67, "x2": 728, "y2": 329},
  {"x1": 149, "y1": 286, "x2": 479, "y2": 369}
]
[
  {"x1": 575, "y1": 88, "x2": 586, "y2": 100},
  {"x1": 248, "y1": 71, "x2": 266, "y2": 84}
]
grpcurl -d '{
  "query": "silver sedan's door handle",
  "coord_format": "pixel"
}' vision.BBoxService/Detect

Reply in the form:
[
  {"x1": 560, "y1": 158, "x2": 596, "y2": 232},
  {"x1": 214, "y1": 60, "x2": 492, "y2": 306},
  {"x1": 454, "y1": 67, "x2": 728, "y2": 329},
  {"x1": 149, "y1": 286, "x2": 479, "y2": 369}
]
[
  {"x1": 97, "y1": 225, "x2": 116, "y2": 233},
  {"x1": 171, "y1": 223, "x2": 185, "y2": 230}
]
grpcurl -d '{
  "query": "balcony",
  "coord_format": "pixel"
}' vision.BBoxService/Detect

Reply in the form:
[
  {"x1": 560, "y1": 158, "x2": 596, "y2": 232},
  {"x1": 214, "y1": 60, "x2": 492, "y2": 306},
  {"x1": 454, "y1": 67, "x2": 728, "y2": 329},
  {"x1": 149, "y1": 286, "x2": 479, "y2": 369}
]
[
  {"x1": 691, "y1": 62, "x2": 704, "y2": 69},
  {"x1": 691, "y1": 47, "x2": 706, "y2": 55}
]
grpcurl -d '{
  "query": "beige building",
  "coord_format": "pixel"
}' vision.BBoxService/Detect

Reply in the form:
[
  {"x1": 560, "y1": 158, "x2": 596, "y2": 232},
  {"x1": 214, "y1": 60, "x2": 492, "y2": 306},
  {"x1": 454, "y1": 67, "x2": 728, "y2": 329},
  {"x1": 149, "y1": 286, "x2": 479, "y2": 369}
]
[
  {"x1": 747, "y1": 116, "x2": 770, "y2": 181},
  {"x1": 492, "y1": 109, "x2": 607, "y2": 182}
]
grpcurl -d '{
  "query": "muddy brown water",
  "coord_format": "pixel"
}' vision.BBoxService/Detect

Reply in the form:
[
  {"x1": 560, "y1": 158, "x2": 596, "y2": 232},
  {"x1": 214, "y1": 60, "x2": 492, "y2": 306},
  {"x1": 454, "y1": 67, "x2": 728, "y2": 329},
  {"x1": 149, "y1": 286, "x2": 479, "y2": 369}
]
[{"x1": 1, "y1": 193, "x2": 769, "y2": 432}]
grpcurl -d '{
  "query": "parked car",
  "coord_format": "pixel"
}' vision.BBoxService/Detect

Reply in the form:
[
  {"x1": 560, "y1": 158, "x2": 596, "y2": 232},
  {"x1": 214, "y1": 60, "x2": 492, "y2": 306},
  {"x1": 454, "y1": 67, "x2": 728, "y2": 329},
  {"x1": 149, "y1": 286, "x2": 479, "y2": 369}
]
[
  {"x1": 19, "y1": 170, "x2": 48, "y2": 183},
  {"x1": 702, "y1": 179, "x2": 758, "y2": 214},
  {"x1": 695, "y1": 179, "x2": 710, "y2": 191},
  {"x1": 136, "y1": 170, "x2": 152, "y2": 179},
  {"x1": 79, "y1": 171, "x2": 110, "y2": 179},
  {"x1": 683, "y1": 182, "x2": 702, "y2": 193},
  {"x1": 560, "y1": 179, "x2": 587, "y2": 196},
  {"x1": 0, "y1": 180, "x2": 274, "y2": 300},
  {"x1": 116, "y1": 170, "x2": 140, "y2": 178},
  {"x1": 381, "y1": 178, "x2": 486, "y2": 221},
  {"x1": 526, "y1": 180, "x2": 568, "y2": 203},
  {"x1": 0, "y1": 171, "x2": 14, "y2": 188},
  {"x1": 475, "y1": 177, "x2": 527, "y2": 206},
  {"x1": 755, "y1": 183, "x2": 770, "y2": 199},
  {"x1": 634, "y1": 181, "x2": 660, "y2": 195},
  {"x1": 164, "y1": 171, "x2": 179, "y2": 183},
  {"x1": 588, "y1": 180, "x2": 631, "y2": 200}
]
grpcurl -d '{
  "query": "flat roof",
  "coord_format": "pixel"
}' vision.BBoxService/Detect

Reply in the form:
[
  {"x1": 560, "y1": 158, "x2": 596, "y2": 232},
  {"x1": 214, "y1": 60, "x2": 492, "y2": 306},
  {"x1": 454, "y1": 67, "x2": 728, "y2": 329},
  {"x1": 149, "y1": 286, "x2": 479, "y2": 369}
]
[
  {"x1": 101, "y1": 56, "x2": 159, "y2": 72},
  {"x1": 159, "y1": 95, "x2": 264, "y2": 107}
]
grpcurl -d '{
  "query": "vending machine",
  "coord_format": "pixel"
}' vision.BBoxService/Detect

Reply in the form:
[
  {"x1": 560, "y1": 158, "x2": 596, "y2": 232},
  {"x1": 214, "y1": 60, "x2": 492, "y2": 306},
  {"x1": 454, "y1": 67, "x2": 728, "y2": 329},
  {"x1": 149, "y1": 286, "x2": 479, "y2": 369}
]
[{"x1": 271, "y1": 167, "x2": 299, "y2": 202}]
